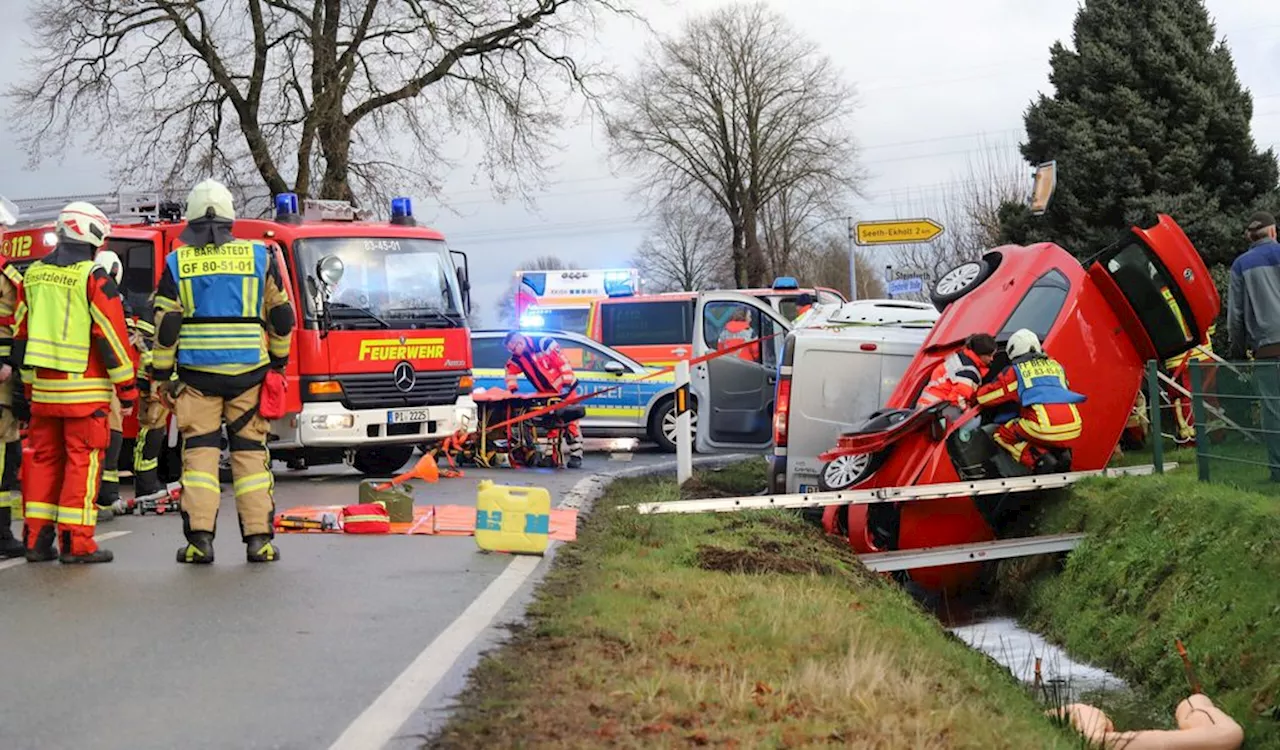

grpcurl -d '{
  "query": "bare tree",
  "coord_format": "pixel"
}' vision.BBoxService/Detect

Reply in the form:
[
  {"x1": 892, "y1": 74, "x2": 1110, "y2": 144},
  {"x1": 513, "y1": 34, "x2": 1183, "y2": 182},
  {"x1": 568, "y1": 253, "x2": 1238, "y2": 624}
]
[
  {"x1": 634, "y1": 200, "x2": 729, "y2": 292},
  {"x1": 607, "y1": 1, "x2": 861, "y2": 288},
  {"x1": 494, "y1": 255, "x2": 579, "y2": 327},
  {"x1": 11, "y1": 0, "x2": 633, "y2": 210},
  {"x1": 792, "y1": 234, "x2": 885, "y2": 300}
]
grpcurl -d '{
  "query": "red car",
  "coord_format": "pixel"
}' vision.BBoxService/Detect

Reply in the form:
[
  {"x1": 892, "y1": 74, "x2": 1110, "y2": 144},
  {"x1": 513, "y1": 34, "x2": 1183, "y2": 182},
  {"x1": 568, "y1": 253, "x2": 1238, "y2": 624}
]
[{"x1": 815, "y1": 215, "x2": 1219, "y2": 593}]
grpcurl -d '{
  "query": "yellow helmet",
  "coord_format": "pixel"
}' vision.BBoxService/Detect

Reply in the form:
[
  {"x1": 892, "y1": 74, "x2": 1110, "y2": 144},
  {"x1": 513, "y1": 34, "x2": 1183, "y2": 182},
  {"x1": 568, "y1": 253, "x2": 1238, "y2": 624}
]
[{"x1": 185, "y1": 179, "x2": 236, "y2": 221}]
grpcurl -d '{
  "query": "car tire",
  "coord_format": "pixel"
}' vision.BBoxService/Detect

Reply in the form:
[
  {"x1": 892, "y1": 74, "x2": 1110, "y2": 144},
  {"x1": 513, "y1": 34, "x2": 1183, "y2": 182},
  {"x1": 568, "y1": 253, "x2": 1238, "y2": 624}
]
[
  {"x1": 650, "y1": 397, "x2": 698, "y2": 453},
  {"x1": 352, "y1": 445, "x2": 416, "y2": 477},
  {"x1": 930, "y1": 258, "x2": 991, "y2": 311},
  {"x1": 816, "y1": 453, "x2": 875, "y2": 492}
]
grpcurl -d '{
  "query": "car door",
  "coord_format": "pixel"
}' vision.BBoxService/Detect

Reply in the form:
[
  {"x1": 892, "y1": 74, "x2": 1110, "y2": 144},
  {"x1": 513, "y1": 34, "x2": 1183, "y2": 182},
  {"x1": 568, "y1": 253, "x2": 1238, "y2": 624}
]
[
  {"x1": 692, "y1": 292, "x2": 791, "y2": 452},
  {"x1": 550, "y1": 334, "x2": 642, "y2": 429}
]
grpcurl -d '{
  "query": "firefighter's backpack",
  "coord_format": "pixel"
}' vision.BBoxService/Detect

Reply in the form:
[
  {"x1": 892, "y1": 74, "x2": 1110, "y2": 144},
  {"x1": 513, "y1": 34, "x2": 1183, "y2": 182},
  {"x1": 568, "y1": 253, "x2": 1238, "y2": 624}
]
[
  {"x1": 475, "y1": 480, "x2": 551, "y2": 555},
  {"x1": 341, "y1": 503, "x2": 391, "y2": 534}
]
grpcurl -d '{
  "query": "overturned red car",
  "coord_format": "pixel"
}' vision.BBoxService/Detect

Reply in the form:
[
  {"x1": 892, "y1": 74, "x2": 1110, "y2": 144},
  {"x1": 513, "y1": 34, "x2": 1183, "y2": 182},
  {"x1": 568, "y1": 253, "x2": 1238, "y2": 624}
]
[{"x1": 815, "y1": 215, "x2": 1219, "y2": 592}]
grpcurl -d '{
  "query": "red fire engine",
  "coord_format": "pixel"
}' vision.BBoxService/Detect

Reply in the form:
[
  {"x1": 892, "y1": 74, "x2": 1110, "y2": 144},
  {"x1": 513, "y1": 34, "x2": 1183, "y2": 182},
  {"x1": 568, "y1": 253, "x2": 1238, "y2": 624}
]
[{"x1": 3, "y1": 192, "x2": 475, "y2": 480}]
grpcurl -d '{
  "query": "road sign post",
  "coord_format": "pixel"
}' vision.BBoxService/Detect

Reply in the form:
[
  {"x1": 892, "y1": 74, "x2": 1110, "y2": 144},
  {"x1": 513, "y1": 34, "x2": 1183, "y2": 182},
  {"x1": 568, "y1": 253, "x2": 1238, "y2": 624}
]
[
  {"x1": 675, "y1": 361, "x2": 692, "y2": 486},
  {"x1": 854, "y1": 218, "x2": 944, "y2": 246}
]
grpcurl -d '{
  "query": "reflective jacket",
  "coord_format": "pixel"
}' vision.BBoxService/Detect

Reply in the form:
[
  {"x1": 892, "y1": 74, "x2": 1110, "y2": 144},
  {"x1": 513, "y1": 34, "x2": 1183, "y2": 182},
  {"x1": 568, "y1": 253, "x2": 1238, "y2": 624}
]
[
  {"x1": 717, "y1": 319, "x2": 759, "y2": 361},
  {"x1": 917, "y1": 348, "x2": 989, "y2": 407},
  {"x1": 8, "y1": 243, "x2": 137, "y2": 417},
  {"x1": 0, "y1": 258, "x2": 22, "y2": 362},
  {"x1": 505, "y1": 336, "x2": 575, "y2": 394},
  {"x1": 976, "y1": 353, "x2": 1085, "y2": 414}
]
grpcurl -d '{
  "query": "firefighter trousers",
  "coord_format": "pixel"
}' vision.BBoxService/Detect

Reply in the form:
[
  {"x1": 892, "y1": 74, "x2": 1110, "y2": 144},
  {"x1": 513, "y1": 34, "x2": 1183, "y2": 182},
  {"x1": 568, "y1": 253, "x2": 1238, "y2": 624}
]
[
  {"x1": 174, "y1": 384, "x2": 274, "y2": 539},
  {"x1": 549, "y1": 420, "x2": 583, "y2": 460},
  {"x1": 0, "y1": 376, "x2": 21, "y2": 518},
  {"x1": 96, "y1": 393, "x2": 124, "y2": 505},
  {"x1": 993, "y1": 407, "x2": 1081, "y2": 470},
  {"x1": 133, "y1": 393, "x2": 171, "y2": 497},
  {"x1": 23, "y1": 411, "x2": 111, "y2": 556}
]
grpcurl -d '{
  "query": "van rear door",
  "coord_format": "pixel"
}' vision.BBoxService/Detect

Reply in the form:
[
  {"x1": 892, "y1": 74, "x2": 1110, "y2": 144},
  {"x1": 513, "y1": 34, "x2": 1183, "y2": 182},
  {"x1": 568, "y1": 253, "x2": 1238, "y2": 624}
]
[{"x1": 691, "y1": 292, "x2": 791, "y2": 452}]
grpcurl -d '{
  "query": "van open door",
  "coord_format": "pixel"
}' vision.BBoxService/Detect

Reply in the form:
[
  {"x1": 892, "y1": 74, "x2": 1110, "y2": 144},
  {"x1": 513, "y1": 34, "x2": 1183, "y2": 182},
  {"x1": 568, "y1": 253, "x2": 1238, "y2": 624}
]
[
  {"x1": 691, "y1": 291, "x2": 791, "y2": 452},
  {"x1": 1086, "y1": 214, "x2": 1219, "y2": 363}
]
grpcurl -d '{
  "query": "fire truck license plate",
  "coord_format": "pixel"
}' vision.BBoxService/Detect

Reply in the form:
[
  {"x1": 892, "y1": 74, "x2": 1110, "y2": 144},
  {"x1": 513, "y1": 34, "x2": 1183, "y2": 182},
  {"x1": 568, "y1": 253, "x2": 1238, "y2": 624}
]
[{"x1": 388, "y1": 409, "x2": 430, "y2": 424}]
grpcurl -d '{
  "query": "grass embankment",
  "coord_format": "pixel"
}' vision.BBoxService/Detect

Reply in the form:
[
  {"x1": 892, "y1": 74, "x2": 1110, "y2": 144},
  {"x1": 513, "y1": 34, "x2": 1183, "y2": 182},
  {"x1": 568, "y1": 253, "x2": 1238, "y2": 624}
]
[
  {"x1": 431, "y1": 461, "x2": 1076, "y2": 749},
  {"x1": 1000, "y1": 470, "x2": 1280, "y2": 748}
]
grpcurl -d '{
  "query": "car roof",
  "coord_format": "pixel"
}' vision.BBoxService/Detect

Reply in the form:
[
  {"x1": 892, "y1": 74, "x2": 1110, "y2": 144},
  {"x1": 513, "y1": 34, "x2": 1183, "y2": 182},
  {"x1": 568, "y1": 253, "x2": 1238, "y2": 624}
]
[{"x1": 790, "y1": 324, "x2": 933, "y2": 347}]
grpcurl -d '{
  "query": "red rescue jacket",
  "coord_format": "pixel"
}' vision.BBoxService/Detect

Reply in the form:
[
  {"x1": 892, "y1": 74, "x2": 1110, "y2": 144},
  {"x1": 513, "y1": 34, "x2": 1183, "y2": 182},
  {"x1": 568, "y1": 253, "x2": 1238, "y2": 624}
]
[
  {"x1": 917, "y1": 348, "x2": 989, "y2": 407},
  {"x1": 506, "y1": 336, "x2": 576, "y2": 394}
]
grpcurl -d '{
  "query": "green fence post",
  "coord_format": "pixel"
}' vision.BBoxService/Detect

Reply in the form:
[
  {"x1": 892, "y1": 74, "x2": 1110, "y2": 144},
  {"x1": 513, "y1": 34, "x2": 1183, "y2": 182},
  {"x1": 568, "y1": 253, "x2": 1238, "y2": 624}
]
[
  {"x1": 1146, "y1": 359, "x2": 1163, "y2": 473},
  {"x1": 1191, "y1": 362, "x2": 1209, "y2": 482}
]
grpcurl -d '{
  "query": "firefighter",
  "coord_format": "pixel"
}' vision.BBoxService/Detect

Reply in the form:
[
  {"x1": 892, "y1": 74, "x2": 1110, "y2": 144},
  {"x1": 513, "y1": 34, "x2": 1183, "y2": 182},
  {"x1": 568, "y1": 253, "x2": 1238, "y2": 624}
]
[
  {"x1": 153, "y1": 179, "x2": 293, "y2": 565},
  {"x1": 9, "y1": 202, "x2": 137, "y2": 564},
  {"x1": 503, "y1": 331, "x2": 583, "y2": 468},
  {"x1": 716, "y1": 307, "x2": 759, "y2": 361},
  {"x1": 0, "y1": 202, "x2": 24, "y2": 558},
  {"x1": 90, "y1": 249, "x2": 135, "y2": 520},
  {"x1": 916, "y1": 333, "x2": 997, "y2": 408},
  {"x1": 131, "y1": 294, "x2": 171, "y2": 505},
  {"x1": 975, "y1": 329, "x2": 1086, "y2": 472}
]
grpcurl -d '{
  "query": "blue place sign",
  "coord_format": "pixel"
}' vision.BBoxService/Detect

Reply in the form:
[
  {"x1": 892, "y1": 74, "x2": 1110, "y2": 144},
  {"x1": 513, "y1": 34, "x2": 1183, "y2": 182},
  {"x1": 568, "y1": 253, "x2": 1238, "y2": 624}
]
[{"x1": 887, "y1": 277, "x2": 924, "y2": 296}]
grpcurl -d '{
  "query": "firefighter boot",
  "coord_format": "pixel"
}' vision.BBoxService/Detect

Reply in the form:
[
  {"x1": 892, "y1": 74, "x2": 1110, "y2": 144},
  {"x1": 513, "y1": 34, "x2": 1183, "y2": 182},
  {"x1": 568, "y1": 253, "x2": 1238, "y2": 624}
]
[
  {"x1": 0, "y1": 507, "x2": 24, "y2": 558},
  {"x1": 24, "y1": 525, "x2": 57, "y2": 563},
  {"x1": 59, "y1": 530, "x2": 114, "y2": 564},
  {"x1": 96, "y1": 430, "x2": 124, "y2": 521},
  {"x1": 133, "y1": 428, "x2": 168, "y2": 500},
  {"x1": 245, "y1": 534, "x2": 280, "y2": 563},
  {"x1": 176, "y1": 531, "x2": 215, "y2": 565}
]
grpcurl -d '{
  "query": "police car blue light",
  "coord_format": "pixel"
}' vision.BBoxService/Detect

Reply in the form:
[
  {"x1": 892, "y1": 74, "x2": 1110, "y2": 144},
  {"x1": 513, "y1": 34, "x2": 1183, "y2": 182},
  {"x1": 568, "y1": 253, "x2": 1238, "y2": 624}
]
[{"x1": 772, "y1": 276, "x2": 799, "y2": 290}]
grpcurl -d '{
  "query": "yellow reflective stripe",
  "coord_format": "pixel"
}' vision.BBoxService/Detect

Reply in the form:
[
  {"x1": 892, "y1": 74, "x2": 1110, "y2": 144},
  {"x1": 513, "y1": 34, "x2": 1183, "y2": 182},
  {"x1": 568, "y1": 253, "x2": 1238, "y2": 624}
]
[
  {"x1": 180, "y1": 338, "x2": 264, "y2": 350},
  {"x1": 74, "y1": 448, "x2": 101, "y2": 527},
  {"x1": 344, "y1": 515, "x2": 388, "y2": 524},
  {"x1": 0, "y1": 491, "x2": 20, "y2": 511},
  {"x1": 2, "y1": 265, "x2": 23, "y2": 286},
  {"x1": 12, "y1": 300, "x2": 26, "y2": 326},
  {"x1": 182, "y1": 470, "x2": 221, "y2": 494},
  {"x1": 182, "y1": 322, "x2": 264, "y2": 335},
  {"x1": 33, "y1": 377, "x2": 112, "y2": 390},
  {"x1": 135, "y1": 319, "x2": 156, "y2": 335},
  {"x1": 155, "y1": 295, "x2": 182, "y2": 314},
  {"x1": 0, "y1": 345, "x2": 10, "y2": 358},
  {"x1": 103, "y1": 469, "x2": 120, "y2": 483},
  {"x1": 181, "y1": 359, "x2": 269, "y2": 376},
  {"x1": 232, "y1": 471, "x2": 272, "y2": 497},
  {"x1": 32, "y1": 392, "x2": 113, "y2": 405},
  {"x1": 151, "y1": 349, "x2": 176, "y2": 369},
  {"x1": 26, "y1": 501, "x2": 58, "y2": 521},
  {"x1": 242, "y1": 276, "x2": 259, "y2": 317},
  {"x1": 178, "y1": 278, "x2": 194, "y2": 314},
  {"x1": 58, "y1": 506, "x2": 94, "y2": 526},
  {"x1": 268, "y1": 334, "x2": 290, "y2": 358},
  {"x1": 89, "y1": 305, "x2": 132, "y2": 375}
]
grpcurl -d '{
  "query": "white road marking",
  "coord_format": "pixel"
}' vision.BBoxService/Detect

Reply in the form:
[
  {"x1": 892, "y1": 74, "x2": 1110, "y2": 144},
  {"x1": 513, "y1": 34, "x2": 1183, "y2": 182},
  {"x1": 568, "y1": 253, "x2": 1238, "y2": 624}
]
[
  {"x1": 0, "y1": 530, "x2": 132, "y2": 572},
  {"x1": 327, "y1": 554, "x2": 541, "y2": 750}
]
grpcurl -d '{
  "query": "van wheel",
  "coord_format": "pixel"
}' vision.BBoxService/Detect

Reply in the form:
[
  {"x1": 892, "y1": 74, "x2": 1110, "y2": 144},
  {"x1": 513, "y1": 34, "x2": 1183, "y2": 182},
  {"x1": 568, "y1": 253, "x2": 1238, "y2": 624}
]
[
  {"x1": 817, "y1": 453, "x2": 873, "y2": 491},
  {"x1": 651, "y1": 398, "x2": 697, "y2": 453},
  {"x1": 930, "y1": 259, "x2": 990, "y2": 311},
  {"x1": 353, "y1": 445, "x2": 415, "y2": 477}
]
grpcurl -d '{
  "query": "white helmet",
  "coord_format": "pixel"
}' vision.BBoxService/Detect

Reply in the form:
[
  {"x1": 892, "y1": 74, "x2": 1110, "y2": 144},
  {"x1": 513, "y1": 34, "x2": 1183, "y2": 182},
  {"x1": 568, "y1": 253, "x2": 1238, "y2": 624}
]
[
  {"x1": 56, "y1": 201, "x2": 111, "y2": 248},
  {"x1": 1006, "y1": 328, "x2": 1043, "y2": 360},
  {"x1": 185, "y1": 178, "x2": 236, "y2": 222},
  {"x1": 94, "y1": 249, "x2": 124, "y2": 286}
]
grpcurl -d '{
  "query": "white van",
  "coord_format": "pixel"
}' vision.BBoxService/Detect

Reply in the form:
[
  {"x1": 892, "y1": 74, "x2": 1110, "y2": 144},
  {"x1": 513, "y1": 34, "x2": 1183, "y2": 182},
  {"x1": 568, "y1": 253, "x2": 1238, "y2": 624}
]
[{"x1": 767, "y1": 300, "x2": 939, "y2": 494}]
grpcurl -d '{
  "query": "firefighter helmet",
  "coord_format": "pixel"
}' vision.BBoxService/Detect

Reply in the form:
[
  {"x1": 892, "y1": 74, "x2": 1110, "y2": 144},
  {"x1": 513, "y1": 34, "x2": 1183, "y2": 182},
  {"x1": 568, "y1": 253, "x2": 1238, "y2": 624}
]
[
  {"x1": 185, "y1": 178, "x2": 236, "y2": 222},
  {"x1": 94, "y1": 249, "x2": 124, "y2": 286},
  {"x1": 56, "y1": 201, "x2": 111, "y2": 248},
  {"x1": 1006, "y1": 328, "x2": 1042, "y2": 360}
]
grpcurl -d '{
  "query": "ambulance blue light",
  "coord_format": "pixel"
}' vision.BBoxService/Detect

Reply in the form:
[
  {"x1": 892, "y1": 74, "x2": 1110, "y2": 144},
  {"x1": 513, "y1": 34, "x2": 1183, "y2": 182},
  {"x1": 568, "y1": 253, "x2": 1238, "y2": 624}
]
[
  {"x1": 606, "y1": 287, "x2": 634, "y2": 298},
  {"x1": 275, "y1": 193, "x2": 299, "y2": 219},
  {"x1": 520, "y1": 313, "x2": 545, "y2": 329},
  {"x1": 772, "y1": 276, "x2": 799, "y2": 290}
]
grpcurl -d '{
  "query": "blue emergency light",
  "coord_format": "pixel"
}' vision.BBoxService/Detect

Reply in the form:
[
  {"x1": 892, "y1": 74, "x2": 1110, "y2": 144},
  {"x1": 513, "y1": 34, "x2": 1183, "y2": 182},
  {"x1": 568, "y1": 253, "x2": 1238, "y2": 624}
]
[
  {"x1": 390, "y1": 196, "x2": 416, "y2": 226},
  {"x1": 772, "y1": 276, "x2": 799, "y2": 290},
  {"x1": 520, "y1": 313, "x2": 545, "y2": 329},
  {"x1": 275, "y1": 192, "x2": 301, "y2": 224}
]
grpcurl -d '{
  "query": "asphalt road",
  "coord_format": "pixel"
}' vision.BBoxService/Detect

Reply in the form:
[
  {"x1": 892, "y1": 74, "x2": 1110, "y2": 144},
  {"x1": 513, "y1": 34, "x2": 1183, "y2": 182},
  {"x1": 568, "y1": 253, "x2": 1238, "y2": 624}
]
[{"x1": 0, "y1": 441, "x2": 694, "y2": 750}]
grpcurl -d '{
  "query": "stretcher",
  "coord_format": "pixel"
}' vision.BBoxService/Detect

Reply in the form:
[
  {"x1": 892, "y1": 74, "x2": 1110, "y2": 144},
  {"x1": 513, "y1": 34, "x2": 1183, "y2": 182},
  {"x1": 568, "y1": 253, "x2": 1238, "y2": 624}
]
[{"x1": 431, "y1": 388, "x2": 585, "y2": 470}]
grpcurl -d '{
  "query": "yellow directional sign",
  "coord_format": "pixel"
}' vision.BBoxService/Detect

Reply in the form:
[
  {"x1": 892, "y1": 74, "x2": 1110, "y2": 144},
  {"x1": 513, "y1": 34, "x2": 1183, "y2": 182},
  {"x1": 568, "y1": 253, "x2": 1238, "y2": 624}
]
[{"x1": 854, "y1": 218, "x2": 944, "y2": 246}]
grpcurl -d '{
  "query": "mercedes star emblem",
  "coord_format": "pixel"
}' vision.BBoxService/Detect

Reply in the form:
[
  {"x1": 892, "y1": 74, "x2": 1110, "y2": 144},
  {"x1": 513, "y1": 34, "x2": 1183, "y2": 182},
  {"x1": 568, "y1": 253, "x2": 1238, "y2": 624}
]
[{"x1": 393, "y1": 361, "x2": 416, "y2": 393}]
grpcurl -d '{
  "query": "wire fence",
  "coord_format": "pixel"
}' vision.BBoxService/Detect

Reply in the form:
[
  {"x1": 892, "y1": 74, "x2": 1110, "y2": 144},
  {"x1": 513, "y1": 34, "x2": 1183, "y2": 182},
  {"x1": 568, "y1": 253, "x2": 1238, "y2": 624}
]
[{"x1": 1141, "y1": 358, "x2": 1280, "y2": 493}]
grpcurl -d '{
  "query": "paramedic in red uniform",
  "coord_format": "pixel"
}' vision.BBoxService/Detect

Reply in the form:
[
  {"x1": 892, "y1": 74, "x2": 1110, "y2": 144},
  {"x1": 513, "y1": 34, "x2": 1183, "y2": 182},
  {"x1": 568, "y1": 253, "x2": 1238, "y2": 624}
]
[
  {"x1": 716, "y1": 307, "x2": 760, "y2": 361},
  {"x1": 8, "y1": 202, "x2": 137, "y2": 563},
  {"x1": 916, "y1": 333, "x2": 997, "y2": 408},
  {"x1": 504, "y1": 331, "x2": 584, "y2": 468},
  {"x1": 975, "y1": 328, "x2": 1085, "y2": 472}
]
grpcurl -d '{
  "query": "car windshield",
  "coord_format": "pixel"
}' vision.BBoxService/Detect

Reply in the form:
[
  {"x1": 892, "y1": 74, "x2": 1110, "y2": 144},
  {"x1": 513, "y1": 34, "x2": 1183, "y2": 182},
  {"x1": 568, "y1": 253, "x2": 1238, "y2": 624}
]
[
  {"x1": 1101, "y1": 240, "x2": 1197, "y2": 359},
  {"x1": 293, "y1": 237, "x2": 465, "y2": 328}
]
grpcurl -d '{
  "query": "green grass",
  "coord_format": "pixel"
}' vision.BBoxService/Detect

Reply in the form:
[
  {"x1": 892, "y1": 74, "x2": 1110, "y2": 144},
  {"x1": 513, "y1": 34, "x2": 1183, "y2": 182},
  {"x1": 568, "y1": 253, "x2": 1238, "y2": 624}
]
[
  {"x1": 998, "y1": 470, "x2": 1280, "y2": 748},
  {"x1": 428, "y1": 461, "x2": 1078, "y2": 749}
]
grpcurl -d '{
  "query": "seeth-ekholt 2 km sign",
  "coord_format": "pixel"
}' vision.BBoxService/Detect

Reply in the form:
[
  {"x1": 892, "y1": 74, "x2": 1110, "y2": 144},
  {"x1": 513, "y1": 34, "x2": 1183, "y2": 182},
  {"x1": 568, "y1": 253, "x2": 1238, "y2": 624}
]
[{"x1": 854, "y1": 218, "x2": 944, "y2": 246}]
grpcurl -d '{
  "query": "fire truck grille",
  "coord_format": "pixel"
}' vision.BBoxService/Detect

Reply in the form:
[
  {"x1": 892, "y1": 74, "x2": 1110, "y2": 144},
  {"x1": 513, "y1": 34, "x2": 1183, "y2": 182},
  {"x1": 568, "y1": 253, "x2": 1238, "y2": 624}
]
[{"x1": 339, "y1": 372, "x2": 462, "y2": 410}]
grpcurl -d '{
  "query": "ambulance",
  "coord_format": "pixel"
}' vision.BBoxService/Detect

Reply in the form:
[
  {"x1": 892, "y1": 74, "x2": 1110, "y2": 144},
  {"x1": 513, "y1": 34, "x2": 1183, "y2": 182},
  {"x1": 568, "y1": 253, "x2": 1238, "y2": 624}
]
[
  {"x1": 514, "y1": 267, "x2": 638, "y2": 335},
  {"x1": 3, "y1": 192, "x2": 475, "y2": 478}
]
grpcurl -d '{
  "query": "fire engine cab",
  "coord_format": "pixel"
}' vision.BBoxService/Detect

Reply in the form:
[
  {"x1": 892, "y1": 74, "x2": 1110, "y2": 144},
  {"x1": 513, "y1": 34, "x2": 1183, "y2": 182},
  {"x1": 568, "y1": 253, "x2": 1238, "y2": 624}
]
[{"x1": 3, "y1": 191, "x2": 476, "y2": 478}]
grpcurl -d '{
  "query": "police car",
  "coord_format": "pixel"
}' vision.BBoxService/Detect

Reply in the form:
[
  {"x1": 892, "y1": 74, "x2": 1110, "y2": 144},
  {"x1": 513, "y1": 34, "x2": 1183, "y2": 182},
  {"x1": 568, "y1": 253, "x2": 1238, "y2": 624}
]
[{"x1": 469, "y1": 329, "x2": 691, "y2": 451}]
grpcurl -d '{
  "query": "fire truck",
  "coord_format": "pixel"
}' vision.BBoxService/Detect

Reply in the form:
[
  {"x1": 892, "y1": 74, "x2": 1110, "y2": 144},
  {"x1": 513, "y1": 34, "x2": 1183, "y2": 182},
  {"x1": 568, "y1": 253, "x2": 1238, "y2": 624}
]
[{"x1": 2, "y1": 191, "x2": 476, "y2": 479}]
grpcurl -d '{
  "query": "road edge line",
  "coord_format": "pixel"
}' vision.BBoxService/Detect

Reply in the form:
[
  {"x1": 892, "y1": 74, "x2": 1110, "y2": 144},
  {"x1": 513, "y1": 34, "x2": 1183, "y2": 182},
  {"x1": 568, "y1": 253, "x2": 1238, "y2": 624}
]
[{"x1": 0, "y1": 530, "x2": 132, "y2": 572}]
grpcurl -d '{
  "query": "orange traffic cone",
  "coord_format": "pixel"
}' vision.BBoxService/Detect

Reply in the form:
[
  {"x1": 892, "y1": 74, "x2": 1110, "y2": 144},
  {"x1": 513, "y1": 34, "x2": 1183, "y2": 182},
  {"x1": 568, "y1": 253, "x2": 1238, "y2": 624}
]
[{"x1": 376, "y1": 453, "x2": 439, "y2": 491}]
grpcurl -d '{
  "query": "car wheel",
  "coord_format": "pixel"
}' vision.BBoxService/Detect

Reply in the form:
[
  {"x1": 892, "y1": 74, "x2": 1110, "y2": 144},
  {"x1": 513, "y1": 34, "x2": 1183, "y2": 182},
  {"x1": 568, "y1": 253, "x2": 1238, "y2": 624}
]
[
  {"x1": 817, "y1": 453, "x2": 873, "y2": 492},
  {"x1": 652, "y1": 398, "x2": 698, "y2": 453},
  {"x1": 930, "y1": 259, "x2": 991, "y2": 311},
  {"x1": 352, "y1": 445, "x2": 416, "y2": 477}
]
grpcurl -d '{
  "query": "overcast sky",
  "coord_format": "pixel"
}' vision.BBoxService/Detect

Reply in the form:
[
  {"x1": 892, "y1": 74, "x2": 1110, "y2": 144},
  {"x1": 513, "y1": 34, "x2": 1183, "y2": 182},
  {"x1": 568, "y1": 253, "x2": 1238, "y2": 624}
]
[{"x1": 4, "y1": 0, "x2": 1280, "y2": 324}]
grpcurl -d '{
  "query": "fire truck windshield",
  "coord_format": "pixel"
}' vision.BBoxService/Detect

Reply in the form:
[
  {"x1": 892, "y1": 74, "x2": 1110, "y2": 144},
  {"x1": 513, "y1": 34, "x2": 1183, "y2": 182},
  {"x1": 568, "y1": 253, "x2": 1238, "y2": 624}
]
[{"x1": 294, "y1": 236, "x2": 465, "y2": 328}]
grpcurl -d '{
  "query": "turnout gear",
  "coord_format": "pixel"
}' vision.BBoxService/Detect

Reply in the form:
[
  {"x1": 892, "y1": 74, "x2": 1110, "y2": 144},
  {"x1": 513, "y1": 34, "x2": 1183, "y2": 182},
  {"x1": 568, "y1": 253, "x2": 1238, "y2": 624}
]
[
  {"x1": 94, "y1": 295, "x2": 142, "y2": 517},
  {"x1": 129, "y1": 309, "x2": 171, "y2": 501},
  {"x1": 8, "y1": 221, "x2": 137, "y2": 563},
  {"x1": 153, "y1": 191, "x2": 294, "y2": 562},
  {"x1": 504, "y1": 334, "x2": 584, "y2": 465},
  {"x1": 976, "y1": 330, "x2": 1085, "y2": 471},
  {"x1": 0, "y1": 258, "x2": 24, "y2": 557}
]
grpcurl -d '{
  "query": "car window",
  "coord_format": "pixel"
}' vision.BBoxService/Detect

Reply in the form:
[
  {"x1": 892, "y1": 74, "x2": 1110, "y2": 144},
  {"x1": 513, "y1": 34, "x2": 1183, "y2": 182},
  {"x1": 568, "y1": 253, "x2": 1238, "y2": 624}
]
[
  {"x1": 704, "y1": 300, "x2": 768, "y2": 365},
  {"x1": 553, "y1": 336, "x2": 622, "y2": 373},
  {"x1": 106, "y1": 238, "x2": 155, "y2": 315},
  {"x1": 600, "y1": 300, "x2": 693, "y2": 346},
  {"x1": 1101, "y1": 241, "x2": 1197, "y2": 359},
  {"x1": 777, "y1": 298, "x2": 799, "y2": 321},
  {"x1": 471, "y1": 337, "x2": 510, "y2": 369},
  {"x1": 997, "y1": 269, "x2": 1070, "y2": 341}
]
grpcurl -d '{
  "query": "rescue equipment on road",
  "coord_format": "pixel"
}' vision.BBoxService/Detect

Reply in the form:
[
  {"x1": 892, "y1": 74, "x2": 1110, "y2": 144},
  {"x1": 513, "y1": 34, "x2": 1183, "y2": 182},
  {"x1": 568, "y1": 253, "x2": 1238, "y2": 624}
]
[
  {"x1": 359, "y1": 479, "x2": 414, "y2": 523},
  {"x1": 340, "y1": 504, "x2": 392, "y2": 534},
  {"x1": 474, "y1": 480, "x2": 551, "y2": 555}
]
